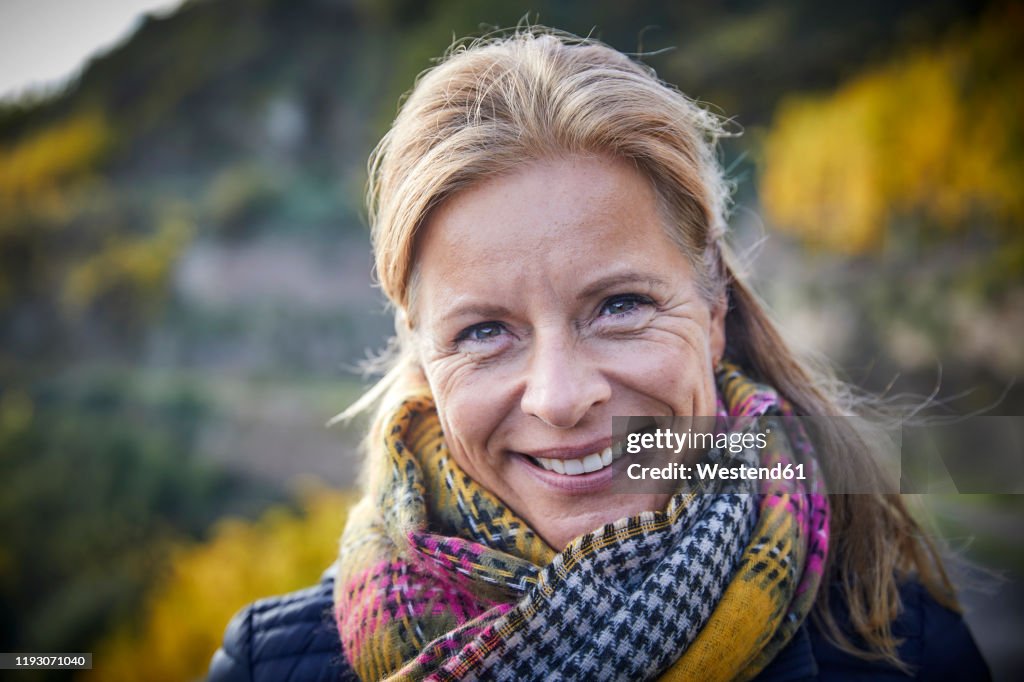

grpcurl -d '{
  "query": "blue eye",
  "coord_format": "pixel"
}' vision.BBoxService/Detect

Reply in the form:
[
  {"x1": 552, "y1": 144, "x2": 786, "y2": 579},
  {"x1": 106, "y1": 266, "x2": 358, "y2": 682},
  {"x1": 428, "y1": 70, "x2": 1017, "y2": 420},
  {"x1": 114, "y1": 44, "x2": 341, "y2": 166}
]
[
  {"x1": 456, "y1": 322, "x2": 505, "y2": 344},
  {"x1": 600, "y1": 294, "x2": 651, "y2": 316}
]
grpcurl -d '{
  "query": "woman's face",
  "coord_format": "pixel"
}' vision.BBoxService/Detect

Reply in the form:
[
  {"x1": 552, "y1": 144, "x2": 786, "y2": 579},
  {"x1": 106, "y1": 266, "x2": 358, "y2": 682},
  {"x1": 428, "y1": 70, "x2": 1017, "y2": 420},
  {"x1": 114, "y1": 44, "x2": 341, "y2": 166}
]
[{"x1": 413, "y1": 155, "x2": 725, "y2": 550}]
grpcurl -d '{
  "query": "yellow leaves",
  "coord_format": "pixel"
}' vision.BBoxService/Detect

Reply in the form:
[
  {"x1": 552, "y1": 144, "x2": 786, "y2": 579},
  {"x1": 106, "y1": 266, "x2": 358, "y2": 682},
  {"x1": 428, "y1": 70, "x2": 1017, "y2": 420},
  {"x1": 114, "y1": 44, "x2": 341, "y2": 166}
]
[
  {"x1": 762, "y1": 88, "x2": 886, "y2": 253},
  {"x1": 61, "y1": 209, "x2": 194, "y2": 315},
  {"x1": 0, "y1": 111, "x2": 193, "y2": 322},
  {"x1": 85, "y1": 483, "x2": 356, "y2": 682},
  {"x1": 0, "y1": 112, "x2": 109, "y2": 222},
  {"x1": 760, "y1": 5, "x2": 1024, "y2": 253}
]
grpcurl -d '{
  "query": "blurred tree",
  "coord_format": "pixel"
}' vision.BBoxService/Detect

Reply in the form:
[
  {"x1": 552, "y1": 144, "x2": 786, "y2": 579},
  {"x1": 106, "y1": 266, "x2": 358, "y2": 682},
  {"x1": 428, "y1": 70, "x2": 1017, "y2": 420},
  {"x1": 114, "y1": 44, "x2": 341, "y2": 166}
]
[
  {"x1": 84, "y1": 485, "x2": 353, "y2": 682},
  {"x1": 757, "y1": 2, "x2": 1024, "y2": 397},
  {"x1": 0, "y1": 112, "x2": 109, "y2": 319},
  {"x1": 0, "y1": 375, "x2": 266, "y2": 674},
  {"x1": 60, "y1": 205, "x2": 194, "y2": 317},
  {"x1": 760, "y1": 2, "x2": 1023, "y2": 269},
  {"x1": 0, "y1": 110, "x2": 195, "y2": 365},
  {"x1": 0, "y1": 112, "x2": 108, "y2": 217}
]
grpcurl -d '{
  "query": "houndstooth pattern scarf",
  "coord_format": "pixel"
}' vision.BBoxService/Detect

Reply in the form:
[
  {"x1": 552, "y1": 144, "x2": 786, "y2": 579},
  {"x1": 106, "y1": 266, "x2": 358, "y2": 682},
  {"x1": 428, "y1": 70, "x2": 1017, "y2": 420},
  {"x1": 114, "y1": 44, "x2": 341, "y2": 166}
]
[{"x1": 334, "y1": 363, "x2": 830, "y2": 681}]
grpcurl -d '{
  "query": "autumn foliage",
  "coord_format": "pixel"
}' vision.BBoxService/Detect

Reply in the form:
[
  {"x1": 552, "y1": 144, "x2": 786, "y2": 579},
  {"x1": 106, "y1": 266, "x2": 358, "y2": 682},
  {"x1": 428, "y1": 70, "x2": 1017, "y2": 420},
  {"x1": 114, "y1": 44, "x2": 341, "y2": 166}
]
[
  {"x1": 760, "y1": 4, "x2": 1023, "y2": 256},
  {"x1": 83, "y1": 485, "x2": 354, "y2": 682}
]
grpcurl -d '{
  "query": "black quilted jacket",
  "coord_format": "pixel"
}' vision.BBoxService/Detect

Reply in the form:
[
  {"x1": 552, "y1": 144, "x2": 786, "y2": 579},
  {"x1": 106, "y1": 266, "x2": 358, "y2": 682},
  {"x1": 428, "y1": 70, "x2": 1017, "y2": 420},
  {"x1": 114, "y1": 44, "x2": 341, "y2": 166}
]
[
  {"x1": 207, "y1": 570, "x2": 989, "y2": 681},
  {"x1": 207, "y1": 570, "x2": 355, "y2": 682}
]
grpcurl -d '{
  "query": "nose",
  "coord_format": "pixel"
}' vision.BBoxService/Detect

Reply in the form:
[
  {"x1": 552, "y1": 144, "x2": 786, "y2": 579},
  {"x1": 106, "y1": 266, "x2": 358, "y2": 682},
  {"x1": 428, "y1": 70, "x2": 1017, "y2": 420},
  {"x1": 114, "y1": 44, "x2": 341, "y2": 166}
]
[{"x1": 520, "y1": 329, "x2": 611, "y2": 428}]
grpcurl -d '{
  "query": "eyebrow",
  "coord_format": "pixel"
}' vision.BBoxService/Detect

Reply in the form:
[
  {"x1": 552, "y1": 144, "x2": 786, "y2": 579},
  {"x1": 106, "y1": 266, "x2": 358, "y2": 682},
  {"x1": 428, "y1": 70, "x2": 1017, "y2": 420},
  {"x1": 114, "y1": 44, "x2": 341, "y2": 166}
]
[
  {"x1": 438, "y1": 272, "x2": 670, "y2": 325},
  {"x1": 440, "y1": 301, "x2": 514, "y2": 325},
  {"x1": 576, "y1": 272, "x2": 670, "y2": 301}
]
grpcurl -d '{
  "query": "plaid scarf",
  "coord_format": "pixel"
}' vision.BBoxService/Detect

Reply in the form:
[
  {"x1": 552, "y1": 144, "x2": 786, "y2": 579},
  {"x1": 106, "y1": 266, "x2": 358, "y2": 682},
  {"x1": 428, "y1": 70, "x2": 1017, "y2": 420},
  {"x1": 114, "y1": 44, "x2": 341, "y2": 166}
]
[{"x1": 334, "y1": 363, "x2": 829, "y2": 681}]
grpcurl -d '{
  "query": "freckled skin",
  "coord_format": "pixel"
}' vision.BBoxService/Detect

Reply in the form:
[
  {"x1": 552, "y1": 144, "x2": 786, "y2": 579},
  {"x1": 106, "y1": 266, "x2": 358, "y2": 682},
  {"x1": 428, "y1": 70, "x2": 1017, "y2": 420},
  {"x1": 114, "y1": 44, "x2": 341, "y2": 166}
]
[{"x1": 413, "y1": 155, "x2": 726, "y2": 550}]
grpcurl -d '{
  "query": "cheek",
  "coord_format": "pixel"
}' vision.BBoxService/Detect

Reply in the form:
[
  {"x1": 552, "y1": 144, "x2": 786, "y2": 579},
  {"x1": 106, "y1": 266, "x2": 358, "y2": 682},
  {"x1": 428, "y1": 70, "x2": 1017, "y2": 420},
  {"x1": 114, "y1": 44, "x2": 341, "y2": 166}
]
[
  {"x1": 596, "y1": 334, "x2": 717, "y2": 412},
  {"x1": 426, "y1": 362, "x2": 517, "y2": 460}
]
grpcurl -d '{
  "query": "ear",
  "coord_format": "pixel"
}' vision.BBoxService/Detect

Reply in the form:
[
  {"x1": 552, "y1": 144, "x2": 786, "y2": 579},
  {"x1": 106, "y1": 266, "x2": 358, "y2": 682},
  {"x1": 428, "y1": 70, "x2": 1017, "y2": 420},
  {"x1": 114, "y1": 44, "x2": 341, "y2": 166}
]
[{"x1": 708, "y1": 293, "x2": 727, "y2": 367}]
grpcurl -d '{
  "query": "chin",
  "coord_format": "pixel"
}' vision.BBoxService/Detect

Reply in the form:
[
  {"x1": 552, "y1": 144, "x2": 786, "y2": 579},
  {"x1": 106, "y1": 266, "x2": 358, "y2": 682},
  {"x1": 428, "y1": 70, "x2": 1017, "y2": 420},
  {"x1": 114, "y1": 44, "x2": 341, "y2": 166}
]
[{"x1": 530, "y1": 493, "x2": 671, "y2": 550}]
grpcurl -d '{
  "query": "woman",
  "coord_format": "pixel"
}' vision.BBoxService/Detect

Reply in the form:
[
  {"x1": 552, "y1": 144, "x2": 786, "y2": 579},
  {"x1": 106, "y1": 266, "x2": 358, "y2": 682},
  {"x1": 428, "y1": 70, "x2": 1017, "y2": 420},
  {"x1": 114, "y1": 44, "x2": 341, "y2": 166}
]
[{"x1": 209, "y1": 28, "x2": 989, "y2": 681}]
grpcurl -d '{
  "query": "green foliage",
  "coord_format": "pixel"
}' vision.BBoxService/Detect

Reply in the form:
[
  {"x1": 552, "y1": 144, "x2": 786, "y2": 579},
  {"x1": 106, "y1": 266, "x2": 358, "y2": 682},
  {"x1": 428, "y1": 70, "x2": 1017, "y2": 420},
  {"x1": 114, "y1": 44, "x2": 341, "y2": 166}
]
[
  {"x1": 84, "y1": 486, "x2": 354, "y2": 682},
  {"x1": 0, "y1": 109, "x2": 195, "y2": 363},
  {"x1": 61, "y1": 206, "x2": 194, "y2": 316},
  {"x1": 0, "y1": 113, "x2": 110, "y2": 316},
  {"x1": 205, "y1": 164, "x2": 284, "y2": 238},
  {"x1": 0, "y1": 376, "x2": 263, "y2": 665}
]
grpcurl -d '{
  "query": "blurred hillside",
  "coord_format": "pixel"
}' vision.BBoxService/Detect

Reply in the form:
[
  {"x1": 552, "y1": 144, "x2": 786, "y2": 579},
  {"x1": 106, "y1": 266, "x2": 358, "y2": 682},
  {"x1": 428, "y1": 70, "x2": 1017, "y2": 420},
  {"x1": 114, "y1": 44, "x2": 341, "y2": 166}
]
[
  {"x1": 0, "y1": 0, "x2": 986, "y2": 374},
  {"x1": 1, "y1": 0, "x2": 1021, "y2": 678}
]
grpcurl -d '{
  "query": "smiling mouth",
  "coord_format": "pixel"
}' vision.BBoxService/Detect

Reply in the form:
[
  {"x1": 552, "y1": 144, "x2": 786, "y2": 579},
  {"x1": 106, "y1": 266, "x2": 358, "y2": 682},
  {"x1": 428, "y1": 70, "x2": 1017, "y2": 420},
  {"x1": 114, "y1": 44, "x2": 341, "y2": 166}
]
[{"x1": 527, "y1": 447, "x2": 621, "y2": 476}]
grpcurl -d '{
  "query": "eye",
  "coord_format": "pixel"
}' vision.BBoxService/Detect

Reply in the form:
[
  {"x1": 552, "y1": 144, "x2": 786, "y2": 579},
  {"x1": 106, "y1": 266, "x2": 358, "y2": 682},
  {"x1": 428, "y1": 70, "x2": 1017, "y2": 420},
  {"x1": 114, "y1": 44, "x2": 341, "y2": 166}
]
[
  {"x1": 455, "y1": 321, "x2": 507, "y2": 344},
  {"x1": 599, "y1": 294, "x2": 653, "y2": 317}
]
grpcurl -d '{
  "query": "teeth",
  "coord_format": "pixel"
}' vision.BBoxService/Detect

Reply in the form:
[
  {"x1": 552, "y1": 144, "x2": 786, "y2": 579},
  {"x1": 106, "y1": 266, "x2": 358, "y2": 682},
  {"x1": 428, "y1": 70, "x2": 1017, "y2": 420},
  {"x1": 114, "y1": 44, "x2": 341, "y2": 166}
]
[{"x1": 535, "y1": 446, "x2": 615, "y2": 476}]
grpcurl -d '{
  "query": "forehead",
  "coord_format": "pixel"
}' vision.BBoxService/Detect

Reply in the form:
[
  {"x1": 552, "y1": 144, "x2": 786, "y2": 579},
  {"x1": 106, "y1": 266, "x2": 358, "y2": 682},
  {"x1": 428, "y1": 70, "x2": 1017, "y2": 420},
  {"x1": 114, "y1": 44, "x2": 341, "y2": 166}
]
[
  {"x1": 419, "y1": 155, "x2": 672, "y2": 262},
  {"x1": 412, "y1": 155, "x2": 690, "y2": 317}
]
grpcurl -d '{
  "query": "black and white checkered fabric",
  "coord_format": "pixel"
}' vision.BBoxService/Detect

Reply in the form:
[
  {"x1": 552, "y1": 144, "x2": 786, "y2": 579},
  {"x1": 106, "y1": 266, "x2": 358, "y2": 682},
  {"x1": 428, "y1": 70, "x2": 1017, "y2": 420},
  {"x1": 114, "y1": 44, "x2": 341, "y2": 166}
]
[{"x1": 435, "y1": 479, "x2": 757, "y2": 681}]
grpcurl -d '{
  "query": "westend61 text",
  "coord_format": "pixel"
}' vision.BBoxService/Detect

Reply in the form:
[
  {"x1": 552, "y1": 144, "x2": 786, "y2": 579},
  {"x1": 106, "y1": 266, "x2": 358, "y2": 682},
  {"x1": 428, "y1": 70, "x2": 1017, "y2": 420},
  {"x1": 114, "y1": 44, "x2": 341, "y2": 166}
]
[{"x1": 626, "y1": 462, "x2": 806, "y2": 481}]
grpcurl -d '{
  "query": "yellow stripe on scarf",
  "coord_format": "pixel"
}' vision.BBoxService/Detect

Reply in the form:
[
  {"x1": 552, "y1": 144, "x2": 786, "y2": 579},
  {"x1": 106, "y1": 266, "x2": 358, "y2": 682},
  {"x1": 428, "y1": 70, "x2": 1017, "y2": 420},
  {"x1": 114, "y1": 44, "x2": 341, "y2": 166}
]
[{"x1": 660, "y1": 497, "x2": 801, "y2": 681}]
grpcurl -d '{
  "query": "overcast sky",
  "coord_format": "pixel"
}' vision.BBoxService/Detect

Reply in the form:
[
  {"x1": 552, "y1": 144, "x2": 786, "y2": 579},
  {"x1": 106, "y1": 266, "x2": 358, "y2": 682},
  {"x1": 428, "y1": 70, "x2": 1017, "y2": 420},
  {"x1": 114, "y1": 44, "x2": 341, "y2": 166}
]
[{"x1": 0, "y1": 0, "x2": 185, "y2": 102}]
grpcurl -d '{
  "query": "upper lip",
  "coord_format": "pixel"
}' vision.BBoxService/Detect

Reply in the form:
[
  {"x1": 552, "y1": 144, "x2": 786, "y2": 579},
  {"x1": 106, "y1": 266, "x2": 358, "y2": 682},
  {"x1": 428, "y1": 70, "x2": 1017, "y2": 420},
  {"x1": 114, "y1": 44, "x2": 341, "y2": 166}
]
[{"x1": 516, "y1": 437, "x2": 613, "y2": 460}]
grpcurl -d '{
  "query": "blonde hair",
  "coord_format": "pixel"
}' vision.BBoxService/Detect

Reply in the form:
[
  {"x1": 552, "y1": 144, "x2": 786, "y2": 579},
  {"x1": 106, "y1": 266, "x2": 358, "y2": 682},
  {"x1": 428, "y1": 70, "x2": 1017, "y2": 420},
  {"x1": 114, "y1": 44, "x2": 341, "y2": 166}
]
[{"x1": 339, "y1": 27, "x2": 957, "y2": 668}]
